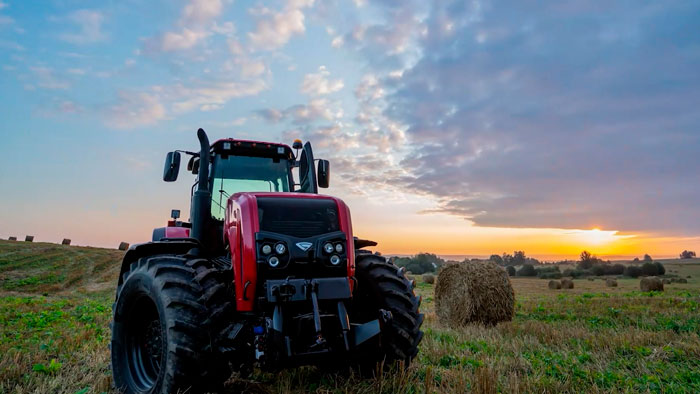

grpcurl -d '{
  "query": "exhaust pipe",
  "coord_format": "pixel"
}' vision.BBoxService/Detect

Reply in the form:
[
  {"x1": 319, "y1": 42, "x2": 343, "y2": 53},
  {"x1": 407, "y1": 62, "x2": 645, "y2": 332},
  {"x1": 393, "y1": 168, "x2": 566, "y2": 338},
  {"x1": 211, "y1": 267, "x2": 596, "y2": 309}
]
[{"x1": 191, "y1": 128, "x2": 211, "y2": 247}]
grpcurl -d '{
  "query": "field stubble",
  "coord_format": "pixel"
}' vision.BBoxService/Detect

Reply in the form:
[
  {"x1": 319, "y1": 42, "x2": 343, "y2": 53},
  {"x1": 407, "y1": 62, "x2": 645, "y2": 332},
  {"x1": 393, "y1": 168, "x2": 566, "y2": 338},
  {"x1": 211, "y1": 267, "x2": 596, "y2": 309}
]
[{"x1": 1, "y1": 240, "x2": 699, "y2": 393}]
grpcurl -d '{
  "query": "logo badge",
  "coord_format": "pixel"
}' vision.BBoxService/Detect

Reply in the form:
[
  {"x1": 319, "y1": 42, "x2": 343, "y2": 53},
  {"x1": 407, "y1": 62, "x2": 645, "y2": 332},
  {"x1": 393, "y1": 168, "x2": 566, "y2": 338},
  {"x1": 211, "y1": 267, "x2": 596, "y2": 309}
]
[{"x1": 296, "y1": 242, "x2": 313, "y2": 251}]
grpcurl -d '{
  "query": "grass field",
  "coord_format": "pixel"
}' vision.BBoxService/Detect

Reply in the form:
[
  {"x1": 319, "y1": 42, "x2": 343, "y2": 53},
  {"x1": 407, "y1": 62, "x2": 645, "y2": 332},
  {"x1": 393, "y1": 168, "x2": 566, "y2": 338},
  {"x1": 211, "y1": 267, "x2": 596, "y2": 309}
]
[{"x1": 1, "y1": 240, "x2": 699, "y2": 393}]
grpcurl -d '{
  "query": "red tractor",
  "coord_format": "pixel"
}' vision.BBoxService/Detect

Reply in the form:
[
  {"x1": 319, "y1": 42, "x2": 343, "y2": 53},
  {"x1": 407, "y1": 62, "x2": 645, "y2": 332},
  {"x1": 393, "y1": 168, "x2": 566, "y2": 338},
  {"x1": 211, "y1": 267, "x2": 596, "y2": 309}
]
[{"x1": 110, "y1": 129, "x2": 423, "y2": 393}]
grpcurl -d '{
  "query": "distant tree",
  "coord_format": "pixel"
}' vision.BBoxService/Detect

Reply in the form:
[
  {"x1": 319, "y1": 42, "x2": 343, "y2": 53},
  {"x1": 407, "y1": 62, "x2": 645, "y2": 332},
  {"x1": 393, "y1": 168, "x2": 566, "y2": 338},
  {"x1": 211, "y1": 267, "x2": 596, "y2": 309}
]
[
  {"x1": 624, "y1": 265, "x2": 642, "y2": 278},
  {"x1": 632, "y1": 257, "x2": 640, "y2": 263},
  {"x1": 592, "y1": 265, "x2": 606, "y2": 276},
  {"x1": 643, "y1": 254, "x2": 653, "y2": 262},
  {"x1": 394, "y1": 253, "x2": 445, "y2": 274},
  {"x1": 578, "y1": 250, "x2": 595, "y2": 270},
  {"x1": 489, "y1": 254, "x2": 504, "y2": 265},
  {"x1": 506, "y1": 266, "x2": 516, "y2": 276},
  {"x1": 512, "y1": 251, "x2": 527, "y2": 266},
  {"x1": 517, "y1": 264, "x2": 537, "y2": 277},
  {"x1": 680, "y1": 250, "x2": 696, "y2": 259}
]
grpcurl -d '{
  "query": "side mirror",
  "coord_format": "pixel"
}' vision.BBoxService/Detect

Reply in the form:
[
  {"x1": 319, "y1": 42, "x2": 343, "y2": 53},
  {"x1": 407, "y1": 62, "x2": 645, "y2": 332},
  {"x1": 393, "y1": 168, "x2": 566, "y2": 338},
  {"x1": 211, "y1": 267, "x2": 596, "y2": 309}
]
[
  {"x1": 163, "y1": 151, "x2": 181, "y2": 182},
  {"x1": 317, "y1": 159, "x2": 330, "y2": 188}
]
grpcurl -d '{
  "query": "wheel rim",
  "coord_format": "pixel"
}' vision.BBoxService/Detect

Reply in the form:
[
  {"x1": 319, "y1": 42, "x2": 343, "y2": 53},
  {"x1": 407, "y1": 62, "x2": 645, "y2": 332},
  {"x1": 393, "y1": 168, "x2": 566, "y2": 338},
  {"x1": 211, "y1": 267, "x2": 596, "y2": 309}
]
[{"x1": 124, "y1": 294, "x2": 163, "y2": 391}]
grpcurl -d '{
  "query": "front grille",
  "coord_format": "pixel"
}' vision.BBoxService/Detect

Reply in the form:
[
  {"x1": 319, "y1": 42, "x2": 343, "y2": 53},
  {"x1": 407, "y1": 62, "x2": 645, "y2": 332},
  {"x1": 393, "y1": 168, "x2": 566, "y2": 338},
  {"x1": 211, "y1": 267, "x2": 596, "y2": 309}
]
[{"x1": 257, "y1": 197, "x2": 340, "y2": 238}]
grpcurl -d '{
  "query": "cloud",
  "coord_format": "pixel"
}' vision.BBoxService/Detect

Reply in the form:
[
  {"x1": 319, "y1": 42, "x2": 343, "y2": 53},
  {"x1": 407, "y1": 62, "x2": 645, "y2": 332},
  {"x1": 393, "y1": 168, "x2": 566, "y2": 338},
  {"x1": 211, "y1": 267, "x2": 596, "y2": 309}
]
[
  {"x1": 257, "y1": 98, "x2": 343, "y2": 125},
  {"x1": 346, "y1": 0, "x2": 700, "y2": 234},
  {"x1": 0, "y1": 2, "x2": 8, "y2": 10},
  {"x1": 300, "y1": 66, "x2": 344, "y2": 96},
  {"x1": 248, "y1": 0, "x2": 314, "y2": 51},
  {"x1": 30, "y1": 66, "x2": 70, "y2": 90},
  {"x1": 59, "y1": 9, "x2": 107, "y2": 45},
  {"x1": 145, "y1": 0, "x2": 223, "y2": 53},
  {"x1": 107, "y1": 92, "x2": 166, "y2": 129}
]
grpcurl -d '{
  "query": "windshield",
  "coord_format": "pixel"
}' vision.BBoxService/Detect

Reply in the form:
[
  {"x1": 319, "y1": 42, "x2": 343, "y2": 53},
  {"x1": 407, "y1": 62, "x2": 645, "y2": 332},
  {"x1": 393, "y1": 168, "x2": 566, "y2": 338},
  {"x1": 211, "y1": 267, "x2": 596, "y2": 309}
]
[{"x1": 210, "y1": 155, "x2": 292, "y2": 220}]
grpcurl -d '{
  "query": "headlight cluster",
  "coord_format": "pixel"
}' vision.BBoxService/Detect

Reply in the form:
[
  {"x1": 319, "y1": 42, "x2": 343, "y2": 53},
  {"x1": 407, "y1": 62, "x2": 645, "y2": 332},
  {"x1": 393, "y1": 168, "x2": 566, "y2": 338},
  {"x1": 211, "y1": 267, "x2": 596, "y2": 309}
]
[
  {"x1": 261, "y1": 241, "x2": 288, "y2": 267},
  {"x1": 322, "y1": 241, "x2": 345, "y2": 265}
]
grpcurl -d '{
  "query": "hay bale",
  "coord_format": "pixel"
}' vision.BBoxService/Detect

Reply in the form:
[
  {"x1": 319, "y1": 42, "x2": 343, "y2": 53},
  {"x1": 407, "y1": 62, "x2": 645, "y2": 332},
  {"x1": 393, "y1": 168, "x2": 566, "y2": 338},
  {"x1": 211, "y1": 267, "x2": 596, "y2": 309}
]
[
  {"x1": 61, "y1": 238, "x2": 71, "y2": 245},
  {"x1": 8, "y1": 236, "x2": 17, "y2": 241},
  {"x1": 587, "y1": 277, "x2": 595, "y2": 281},
  {"x1": 118, "y1": 242, "x2": 130, "y2": 251},
  {"x1": 548, "y1": 280, "x2": 561, "y2": 289},
  {"x1": 687, "y1": 276, "x2": 692, "y2": 279},
  {"x1": 640, "y1": 277, "x2": 663, "y2": 292},
  {"x1": 25, "y1": 235, "x2": 34, "y2": 242},
  {"x1": 662, "y1": 278, "x2": 671, "y2": 284},
  {"x1": 676, "y1": 278, "x2": 687, "y2": 284},
  {"x1": 605, "y1": 278, "x2": 618, "y2": 287},
  {"x1": 561, "y1": 278, "x2": 574, "y2": 289},
  {"x1": 423, "y1": 274, "x2": 435, "y2": 284},
  {"x1": 435, "y1": 261, "x2": 514, "y2": 326}
]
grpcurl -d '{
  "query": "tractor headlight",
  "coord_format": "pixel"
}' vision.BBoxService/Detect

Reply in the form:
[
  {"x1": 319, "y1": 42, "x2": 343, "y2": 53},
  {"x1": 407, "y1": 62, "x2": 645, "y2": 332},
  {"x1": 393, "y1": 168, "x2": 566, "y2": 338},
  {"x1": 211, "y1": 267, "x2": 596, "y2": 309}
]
[
  {"x1": 335, "y1": 243, "x2": 344, "y2": 253},
  {"x1": 268, "y1": 256, "x2": 280, "y2": 267},
  {"x1": 323, "y1": 242, "x2": 334, "y2": 254},
  {"x1": 261, "y1": 244, "x2": 272, "y2": 255},
  {"x1": 330, "y1": 255, "x2": 341, "y2": 265},
  {"x1": 275, "y1": 243, "x2": 286, "y2": 255}
]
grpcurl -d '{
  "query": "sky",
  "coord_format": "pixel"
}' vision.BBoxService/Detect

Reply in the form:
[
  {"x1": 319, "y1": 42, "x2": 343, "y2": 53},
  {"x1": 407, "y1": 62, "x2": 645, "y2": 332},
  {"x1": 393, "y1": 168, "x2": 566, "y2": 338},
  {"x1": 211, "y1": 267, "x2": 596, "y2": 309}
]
[{"x1": 0, "y1": 0, "x2": 699, "y2": 260}]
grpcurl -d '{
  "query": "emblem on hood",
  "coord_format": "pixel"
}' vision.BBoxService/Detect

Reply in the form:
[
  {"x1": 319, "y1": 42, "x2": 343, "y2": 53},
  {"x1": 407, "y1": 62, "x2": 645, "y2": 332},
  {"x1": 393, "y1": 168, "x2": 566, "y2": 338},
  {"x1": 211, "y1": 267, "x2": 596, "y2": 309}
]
[{"x1": 296, "y1": 242, "x2": 313, "y2": 251}]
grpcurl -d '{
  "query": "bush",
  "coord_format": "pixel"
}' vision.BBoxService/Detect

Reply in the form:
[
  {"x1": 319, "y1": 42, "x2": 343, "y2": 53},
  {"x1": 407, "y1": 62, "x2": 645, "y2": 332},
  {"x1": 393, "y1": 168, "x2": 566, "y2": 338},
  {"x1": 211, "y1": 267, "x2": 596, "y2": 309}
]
[
  {"x1": 643, "y1": 254, "x2": 653, "y2": 262},
  {"x1": 591, "y1": 265, "x2": 606, "y2": 276},
  {"x1": 517, "y1": 264, "x2": 537, "y2": 277},
  {"x1": 538, "y1": 271, "x2": 562, "y2": 279},
  {"x1": 610, "y1": 264, "x2": 625, "y2": 275},
  {"x1": 624, "y1": 265, "x2": 642, "y2": 278},
  {"x1": 489, "y1": 254, "x2": 504, "y2": 265},
  {"x1": 506, "y1": 266, "x2": 516, "y2": 276},
  {"x1": 394, "y1": 253, "x2": 445, "y2": 274},
  {"x1": 641, "y1": 262, "x2": 664, "y2": 276},
  {"x1": 654, "y1": 261, "x2": 665, "y2": 275}
]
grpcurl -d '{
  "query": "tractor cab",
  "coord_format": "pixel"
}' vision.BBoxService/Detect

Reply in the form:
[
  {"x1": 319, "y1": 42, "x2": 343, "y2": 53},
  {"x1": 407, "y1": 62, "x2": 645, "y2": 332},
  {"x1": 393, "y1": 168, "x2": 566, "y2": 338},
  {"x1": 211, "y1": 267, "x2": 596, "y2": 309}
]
[{"x1": 158, "y1": 131, "x2": 330, "y2": 253}]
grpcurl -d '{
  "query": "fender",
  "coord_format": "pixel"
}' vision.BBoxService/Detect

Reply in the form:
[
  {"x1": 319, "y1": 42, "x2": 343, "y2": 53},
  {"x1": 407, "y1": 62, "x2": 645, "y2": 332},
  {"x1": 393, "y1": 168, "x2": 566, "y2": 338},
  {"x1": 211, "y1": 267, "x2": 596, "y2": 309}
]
[
  {"x1": 117, "y1": 239, "x2": 200, "y2": 288},
  {"x1": 152, "y1": 226, "x2": 191, "y2": 241}
]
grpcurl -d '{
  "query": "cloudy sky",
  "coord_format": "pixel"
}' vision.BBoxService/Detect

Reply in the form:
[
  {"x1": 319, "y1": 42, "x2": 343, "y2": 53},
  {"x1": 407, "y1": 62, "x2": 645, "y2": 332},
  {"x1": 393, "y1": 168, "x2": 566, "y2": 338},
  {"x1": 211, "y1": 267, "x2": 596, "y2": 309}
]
[{"x1": 1, "y1": 0, "x2": 698, "y2": 260}]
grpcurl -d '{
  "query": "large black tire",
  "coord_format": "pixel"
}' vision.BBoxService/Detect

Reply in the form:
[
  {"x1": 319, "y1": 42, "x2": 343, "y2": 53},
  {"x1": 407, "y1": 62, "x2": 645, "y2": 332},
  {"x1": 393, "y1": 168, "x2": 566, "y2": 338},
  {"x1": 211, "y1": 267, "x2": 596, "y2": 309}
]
[
  {"x1": 352, "y1": 253, "x2": 424, "y2": 369},
  {"x1": 111, "y1": 255, "x2": 231, "y2": 393}
]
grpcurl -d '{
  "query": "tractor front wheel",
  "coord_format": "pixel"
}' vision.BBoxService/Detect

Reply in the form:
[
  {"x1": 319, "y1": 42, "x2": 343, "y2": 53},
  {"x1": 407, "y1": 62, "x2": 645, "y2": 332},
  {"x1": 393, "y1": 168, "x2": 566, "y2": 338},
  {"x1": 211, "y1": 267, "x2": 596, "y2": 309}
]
[
  {"x1": 111, "y1": 255, "x2": 227, "y2": 393},
  {"x1": 352, "y1": 253, "x2": 424, "y2": 371}
]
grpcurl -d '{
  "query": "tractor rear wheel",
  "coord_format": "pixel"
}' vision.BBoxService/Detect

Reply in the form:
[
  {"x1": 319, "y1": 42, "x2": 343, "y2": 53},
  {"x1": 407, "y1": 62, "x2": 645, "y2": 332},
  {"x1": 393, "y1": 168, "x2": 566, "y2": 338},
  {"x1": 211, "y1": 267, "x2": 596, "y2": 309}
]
[
  {"x1": 111, "y1": 255, "x2": 230, "y2": 393},
  {"x1": 352, "y1": 253, "x2": 424, "y2": 371}
]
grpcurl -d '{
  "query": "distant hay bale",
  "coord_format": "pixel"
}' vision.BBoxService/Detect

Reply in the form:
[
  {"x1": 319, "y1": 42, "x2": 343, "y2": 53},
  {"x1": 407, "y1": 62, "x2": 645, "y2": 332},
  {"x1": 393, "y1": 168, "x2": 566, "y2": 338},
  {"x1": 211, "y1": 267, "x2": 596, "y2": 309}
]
[
  {"x1": 8, "y1": 236, "x2": 17, "y2": 241},
  {"x1": 435, "y1": 261, "x2": 514, "y2": 326},
  {"x1": 687, "y1": 276, "x2": 692, "y2": 279},
  {"x1": 676, "y1": 278, "x2": 687, "y2": 284},
  {"x1": 548, "y1": 280, "x2": 561, "y2": 289},
  {"x1": 662, "y1": 278, "x2": 671, "y2": 284},
  {"x1": 25, "y1": 235, "x2": 34, "y2": 242},
  {"x1": 606, "y1": 278, "x2": 618, "y2": 287},
  {"x1": 561, "y1": 278, "x2": 574, "y2": 289},
  {"x1": 587, "y1": 277, "x2": 595, "y2": 281},
  {"x1": 423, "y1": 274, "x2": 435, "y2": 284},
  {"x1": 118, "y1": 242, "x2": 130, "y2": 251},
  {"x1": 640, "y1": 277, "x2": 663, "y2": 292},
  {"x1": 61, "y1": 238, "x2": 71, "y2": 245}
]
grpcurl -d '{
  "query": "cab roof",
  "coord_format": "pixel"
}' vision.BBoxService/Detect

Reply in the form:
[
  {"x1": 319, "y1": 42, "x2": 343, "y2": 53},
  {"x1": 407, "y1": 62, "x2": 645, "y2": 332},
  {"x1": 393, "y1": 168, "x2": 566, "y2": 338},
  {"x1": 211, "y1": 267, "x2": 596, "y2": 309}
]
[{"x1": 210, "y1": 138, "x2": 295, "y2": 160}]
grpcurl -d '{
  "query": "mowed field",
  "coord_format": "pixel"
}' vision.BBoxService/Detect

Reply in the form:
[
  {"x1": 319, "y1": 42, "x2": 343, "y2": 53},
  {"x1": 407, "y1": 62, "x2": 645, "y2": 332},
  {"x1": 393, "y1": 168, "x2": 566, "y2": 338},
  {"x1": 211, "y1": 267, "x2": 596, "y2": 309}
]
[{"x1": 1, "y1": 240, "x2": 699, "y2": 393}]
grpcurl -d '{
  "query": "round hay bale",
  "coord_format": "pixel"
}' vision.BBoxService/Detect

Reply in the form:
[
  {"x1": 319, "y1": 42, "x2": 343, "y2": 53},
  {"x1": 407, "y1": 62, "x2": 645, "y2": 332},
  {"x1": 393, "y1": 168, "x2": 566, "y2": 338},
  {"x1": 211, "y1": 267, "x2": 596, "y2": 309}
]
[
  {"x1": 561, "y1": 278, "x2": 574, "y2": 289},
  {"x1": 605, "y1": 278, "x2": 618, "y2": 287},
  {"x1": 118, "y1": 242, "x2": 130, "y2": 251},
  {"x1": 8, "y1": 236, "x2": 17, "y2": 241},
  {"x1": 435, "y1": 261, "x2": 514, "y2": 326},
  {"x1": 640, "y1": 277, "x2": 663, "y2": 292},
  {"x1": 423, "y1": 274, "x2": 435, "y2": 284},
  {"x1": 25, "y1": 235, "x2": 34, "y2": 242},
  {"x1": 548, "y1": 280, "x2": 561, "y2": 289},
  {"x1": 61, "y1": 238, "x2": 71, "y2": 245}
]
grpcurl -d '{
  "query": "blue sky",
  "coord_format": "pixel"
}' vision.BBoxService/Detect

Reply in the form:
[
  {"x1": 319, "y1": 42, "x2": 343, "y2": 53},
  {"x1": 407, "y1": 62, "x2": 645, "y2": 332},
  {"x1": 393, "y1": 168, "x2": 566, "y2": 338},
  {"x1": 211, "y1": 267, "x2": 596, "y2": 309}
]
[{"x1": 0, "y1": 0, "x2": 699, "y2": 259}]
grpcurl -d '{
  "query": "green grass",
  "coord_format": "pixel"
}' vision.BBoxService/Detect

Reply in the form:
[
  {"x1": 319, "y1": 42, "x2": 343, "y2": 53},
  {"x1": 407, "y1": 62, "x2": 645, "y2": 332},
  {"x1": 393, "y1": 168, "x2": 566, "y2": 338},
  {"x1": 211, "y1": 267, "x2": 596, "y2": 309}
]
[{"x1": 1, "y1": 239, "x2": 700, "y2": 393}]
